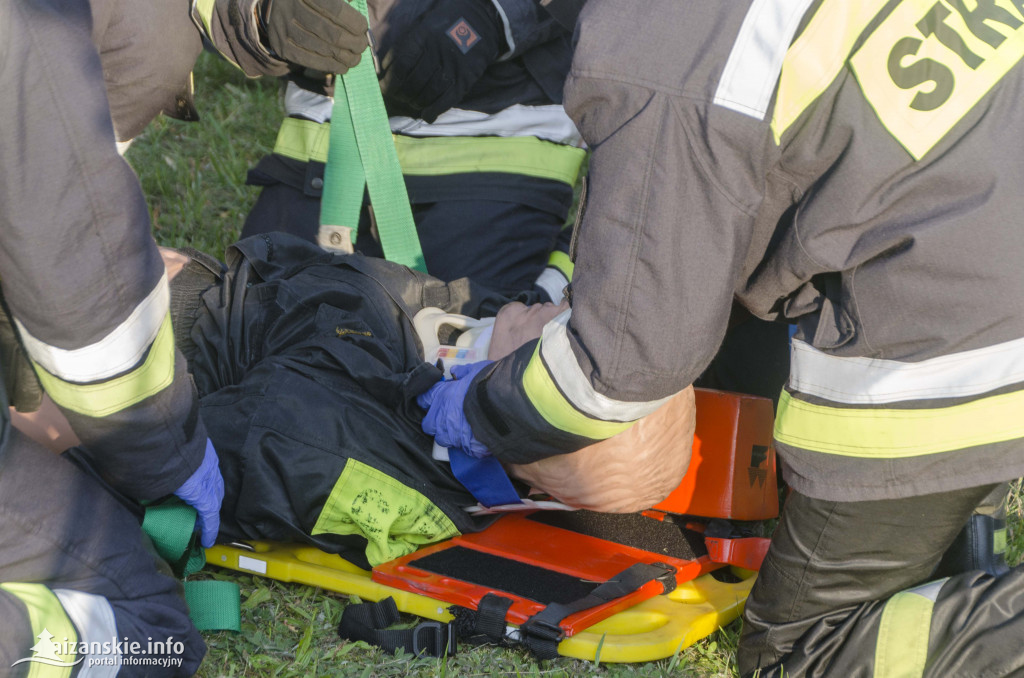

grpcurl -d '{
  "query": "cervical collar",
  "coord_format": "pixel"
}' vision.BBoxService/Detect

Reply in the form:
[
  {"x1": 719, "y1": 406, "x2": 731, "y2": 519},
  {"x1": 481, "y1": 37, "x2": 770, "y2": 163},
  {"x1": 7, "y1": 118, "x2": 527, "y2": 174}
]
[{"x1": 412, "y1": 308, "x2": 495, "y2": 378}]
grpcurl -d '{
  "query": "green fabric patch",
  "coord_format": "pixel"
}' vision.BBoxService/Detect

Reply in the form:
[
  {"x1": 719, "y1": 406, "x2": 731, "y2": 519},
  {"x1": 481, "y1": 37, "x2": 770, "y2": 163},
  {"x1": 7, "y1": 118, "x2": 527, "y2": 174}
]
[{"x1": 312, "y1": 460, "x2": 460, "y2": 566}]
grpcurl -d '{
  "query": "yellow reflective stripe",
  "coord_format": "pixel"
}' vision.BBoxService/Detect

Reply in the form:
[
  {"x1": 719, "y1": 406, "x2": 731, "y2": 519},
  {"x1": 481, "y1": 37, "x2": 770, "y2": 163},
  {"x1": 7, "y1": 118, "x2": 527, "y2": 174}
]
[
  {"x1": 1, "y1": 583, "x2": 78, "y2": 678},
  {"x1": 522, "y1": 342, "x2": 633, "y2": 440},
  {"x1": 994, "y1": 527, "x2": 1008, "y2": 555},
  {"x1": 547, "y1": 250, "x2": 574, "y2": 280},
  {"x1": 874, "y1": 587, "x2": 937, "y2": 678},
  {"x1": 275, "y1": 118, "x2": 587, "y2": 185},
  {"x1": 775, "y1": 388, "x2": 1024, "y2": 458},
  {"x1": 17, "y1": 275, "x2": 169, "y2": 383},
  {"x1": 275, "y1": 118, "x2": 331, "y2": 164},
  {"x1": 192, "y1": 0, "x2": 216, "y2": 37},
  {"x1": 312, "y1": 459, "x2": 460, "y2": 566},
  {"x1": 771, "y1": 0, "x2": 890, "y2": 142},
  {"x1": 34, "y1": 315, "x2": 176, "y2": 418},
  {"x1": 850, "y1": 0, "x2": 1024, "y2": 159},
  {"x1": 393, "y1": 135, "x2": 586, "y2": 185}
]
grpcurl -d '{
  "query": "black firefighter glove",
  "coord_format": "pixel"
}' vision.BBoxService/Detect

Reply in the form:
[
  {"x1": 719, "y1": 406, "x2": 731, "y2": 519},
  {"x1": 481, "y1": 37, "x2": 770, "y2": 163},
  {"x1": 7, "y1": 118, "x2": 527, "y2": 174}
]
[
  {"x1": 259, "y1": 0, "x2": 369, "y2": 74},
  {"x1": 379, "y1": 0, "x2": 505, "y2": 123}
]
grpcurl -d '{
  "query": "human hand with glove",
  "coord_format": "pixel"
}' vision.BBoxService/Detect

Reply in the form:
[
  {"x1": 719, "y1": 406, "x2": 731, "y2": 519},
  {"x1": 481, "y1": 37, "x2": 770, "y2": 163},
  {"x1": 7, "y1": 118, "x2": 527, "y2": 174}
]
[
  {"x1": 258, "y1": 0, "x2": 369, "y2": 74},
  {"x1": 418, "y1": 301, "x2": 566, "y2": 459},
  {"x1": 173, "y1": 439, "x2": 225, "y2": 548},
  {"x1": 418, "y1": 299, "x2": 693, "y2": 514},
  {"x1": 417, "y1": 360, "x2": 493, "y2": 458},
  {"x1": 379, "y1": 0, "x2": 506, "y2": 122}
]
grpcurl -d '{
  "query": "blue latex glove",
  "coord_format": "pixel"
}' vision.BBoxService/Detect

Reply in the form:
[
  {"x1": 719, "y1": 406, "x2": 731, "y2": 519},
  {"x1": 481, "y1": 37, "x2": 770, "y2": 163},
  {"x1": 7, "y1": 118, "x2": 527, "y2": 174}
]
[
  {"x1": 417, "y1": 360, "x2": 493, "y2": 458},
  {"x1": 173, "y1": 439, "x2": 225, "y2": 548}
]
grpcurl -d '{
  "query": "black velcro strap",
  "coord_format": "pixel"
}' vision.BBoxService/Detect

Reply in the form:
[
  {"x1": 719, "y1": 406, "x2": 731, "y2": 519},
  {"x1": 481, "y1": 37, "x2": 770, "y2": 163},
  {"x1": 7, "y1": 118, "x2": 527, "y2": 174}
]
[
  {"x1": 421, "y1": 281, "x2": 453, "y2": 310},
  {"x1": 338, "y1": 597, "x2": 457, "y2": 658},
  {"x1": 519, "y1": 562, "x2": 677, "y2": 659},
  {"x1": 449, "y1": 592, "x2": 516, "y2": 648},
  {"x1": 474, "y1": 593, "x2": 514, "y2": 641}
]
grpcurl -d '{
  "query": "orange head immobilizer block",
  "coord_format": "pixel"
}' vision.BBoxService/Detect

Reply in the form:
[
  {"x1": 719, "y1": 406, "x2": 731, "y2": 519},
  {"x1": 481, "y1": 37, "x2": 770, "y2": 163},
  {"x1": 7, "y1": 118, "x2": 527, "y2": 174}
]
[{"x1": 653, "y1": 388, "x2": 779, "y2": 521}]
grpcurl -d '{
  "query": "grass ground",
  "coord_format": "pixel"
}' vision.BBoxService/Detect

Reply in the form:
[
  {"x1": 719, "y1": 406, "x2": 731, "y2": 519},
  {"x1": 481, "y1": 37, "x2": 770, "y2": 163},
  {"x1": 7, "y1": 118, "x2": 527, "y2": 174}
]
[{"x1": 126, "y1": 51, "x2": 1024, "y2": 678}]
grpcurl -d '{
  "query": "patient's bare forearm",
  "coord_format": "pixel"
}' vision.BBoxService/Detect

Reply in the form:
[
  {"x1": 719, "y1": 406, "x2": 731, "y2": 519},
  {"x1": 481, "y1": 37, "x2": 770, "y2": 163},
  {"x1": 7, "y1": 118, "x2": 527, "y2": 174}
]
[{"x1": 9, "y1": 394, "x2": 80, "y2": 453}]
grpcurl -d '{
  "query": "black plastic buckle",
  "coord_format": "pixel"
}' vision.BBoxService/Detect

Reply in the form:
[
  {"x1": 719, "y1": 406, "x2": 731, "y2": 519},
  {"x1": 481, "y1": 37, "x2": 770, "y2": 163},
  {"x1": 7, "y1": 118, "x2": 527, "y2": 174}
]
[
  {"x1": 523, "y1": 618, "x2": 565, "y2": 643},
  {"x1": 411, "y1": 621, "x2": 457, "y2": 657},
  {"x1": 651, "y1": 562, "x2": 679, "y2": 595}
]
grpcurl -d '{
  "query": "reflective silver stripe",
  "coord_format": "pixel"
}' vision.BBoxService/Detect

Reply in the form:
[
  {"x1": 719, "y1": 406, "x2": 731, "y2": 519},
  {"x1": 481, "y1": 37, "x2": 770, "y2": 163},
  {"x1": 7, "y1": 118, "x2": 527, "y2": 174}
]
[
  {"x1": 713, "y1": 0, "x2": 815, "y2": 119},
  {"x1": 390, "y1": 105, "x2": 583, "y2": 145},
  {"x1": 16, "y1": 274, "x2": 169, "y2": 383},
  {"x1": 282, "y1": 77, "x2": 582, "y2": 146},
  {"x1": 535, "y1": 266, "x2": 569, "y2": 303},
  {"x1": 489, "y1": 0, "x2": 517, "y2": 57},
  {"x1": 540, "y1": 310, "x2": 671, "y2": 422},
  {"x1": 283, "y1": 81, "x2": 334, "y2": 123},
  {"x1": 53, "y1": 589, "x2": 120, "y2": 678},
  {"x1": 790, "y1": 337, "x2": 1024, "y2": 404},
  {"x1": 906, "y1": 578, "x2": 948, "y2": 603}
]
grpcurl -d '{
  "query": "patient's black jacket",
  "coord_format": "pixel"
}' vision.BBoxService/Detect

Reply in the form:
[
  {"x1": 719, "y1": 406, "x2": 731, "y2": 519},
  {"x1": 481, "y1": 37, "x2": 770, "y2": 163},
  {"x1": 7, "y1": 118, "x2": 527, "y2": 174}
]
[{"x1": 184, "y1": 234, "x2": 519, "y2": 568}]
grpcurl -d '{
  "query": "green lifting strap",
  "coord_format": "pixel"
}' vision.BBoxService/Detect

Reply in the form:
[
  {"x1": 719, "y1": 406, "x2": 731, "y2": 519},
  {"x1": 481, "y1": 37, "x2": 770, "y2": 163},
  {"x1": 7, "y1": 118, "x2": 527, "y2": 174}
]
[
  {"x1": 142, "y1": 499, "x2": 241, "y2": 632},
  {"x1": 321, "y1": 0, "x2": 426, "y2": 272}
]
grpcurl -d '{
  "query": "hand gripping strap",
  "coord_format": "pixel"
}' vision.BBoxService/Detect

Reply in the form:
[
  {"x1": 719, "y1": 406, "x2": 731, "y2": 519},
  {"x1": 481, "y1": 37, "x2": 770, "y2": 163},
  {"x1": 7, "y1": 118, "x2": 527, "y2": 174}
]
[{"x1": 142, "y1": 499, "x2": 241, "y2": 631}]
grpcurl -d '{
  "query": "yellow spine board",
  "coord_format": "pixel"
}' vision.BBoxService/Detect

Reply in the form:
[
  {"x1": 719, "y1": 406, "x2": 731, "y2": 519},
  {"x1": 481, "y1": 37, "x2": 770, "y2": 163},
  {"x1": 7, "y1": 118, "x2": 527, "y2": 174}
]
[{"x1": 206, "y1": 542, "x2": 755, "y2": 663}]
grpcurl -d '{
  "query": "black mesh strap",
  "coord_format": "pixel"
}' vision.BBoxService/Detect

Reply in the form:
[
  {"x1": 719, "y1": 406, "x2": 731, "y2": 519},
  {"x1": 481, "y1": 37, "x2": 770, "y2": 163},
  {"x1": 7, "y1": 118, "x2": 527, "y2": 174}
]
[
  {"x1": 454, "y1": 562, "x2": 677, "y2": 660},
  {"x1": 344, "y1": 563, "x2": 675, "y2": 660},
  {"x1": 338, "y1": 597, "x2": 457, "y2": 658},
  {"x1": 451, "y1": 593, "x2": 515, "y2": 646},
  {"x1": 520, "y1": 562, "x2": 677, "y2": 659}
]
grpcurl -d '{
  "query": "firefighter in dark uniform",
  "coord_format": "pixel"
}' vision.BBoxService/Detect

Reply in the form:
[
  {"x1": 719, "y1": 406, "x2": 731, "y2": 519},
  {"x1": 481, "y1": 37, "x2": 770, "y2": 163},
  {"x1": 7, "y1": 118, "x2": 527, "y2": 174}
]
[
  {"x1": 418, "y1": 1, "x2": 1024, "y2": 675},
  {"x1": 194, "y1": 0, "x2": 584, "y2": 301},
  {"x1": 0, "y1": 0, "x2": 364, "y2": 673},
  {"x1": 0, "y1": 0, "x2": 220, "y2": 673}
]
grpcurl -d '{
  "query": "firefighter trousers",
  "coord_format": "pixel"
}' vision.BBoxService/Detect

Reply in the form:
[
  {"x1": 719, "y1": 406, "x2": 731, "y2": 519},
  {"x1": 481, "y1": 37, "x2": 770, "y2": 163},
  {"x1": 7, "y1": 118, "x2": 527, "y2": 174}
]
[
  {"x1": 0, "y1": 428, "x2": 204, "y2": 677},
  {"x1": 239, "y1": 174, "x2": 572, "y2": 299},
  {"x1": 738, "y1": 484, "x2": 1024, "y2": 677}
]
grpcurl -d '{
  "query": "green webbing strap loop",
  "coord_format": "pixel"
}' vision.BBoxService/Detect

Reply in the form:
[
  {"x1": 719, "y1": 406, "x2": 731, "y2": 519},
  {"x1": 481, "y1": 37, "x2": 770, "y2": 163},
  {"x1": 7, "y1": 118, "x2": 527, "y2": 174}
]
[
  {"x1": 184, "y1": 581, "x2": 242, "y2": 633},
  {"x1": 142, "y1": 499, "x2": 204, "y2": 575},
  {"x1": 321, "y1": 84, "x2": 364, "y2": 239},
  {"x1": 142, "y1": 499, "x2": 241, "y2": 632},
  {"x1": 321, "y1": 0, "x2": 426, "y2": 272}
]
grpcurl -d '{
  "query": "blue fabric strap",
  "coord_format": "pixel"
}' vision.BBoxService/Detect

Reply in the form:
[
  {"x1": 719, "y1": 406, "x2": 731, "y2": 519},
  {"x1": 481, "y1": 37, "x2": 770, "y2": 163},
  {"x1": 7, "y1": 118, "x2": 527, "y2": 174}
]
[{"x1": 448, "y1": 447, "x2": 522, "y2": 508}]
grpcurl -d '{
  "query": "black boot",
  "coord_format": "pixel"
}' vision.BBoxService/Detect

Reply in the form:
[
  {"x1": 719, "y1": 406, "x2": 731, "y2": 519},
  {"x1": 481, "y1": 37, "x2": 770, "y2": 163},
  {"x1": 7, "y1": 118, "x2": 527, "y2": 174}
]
[{"x1": 934, "y1": 483, "x2": 1011, "y2": 578}]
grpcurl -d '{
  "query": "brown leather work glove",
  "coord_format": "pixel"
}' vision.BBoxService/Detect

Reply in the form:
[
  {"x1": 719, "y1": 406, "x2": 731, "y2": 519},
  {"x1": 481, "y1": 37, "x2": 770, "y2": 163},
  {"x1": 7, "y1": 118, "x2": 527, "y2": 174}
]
[
  {"x1": 508, "y1": 386, "x2": 695, "y2": 513},
  {"x1": 259, "y1": 0, "x2": 369, "y2": 74}
]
